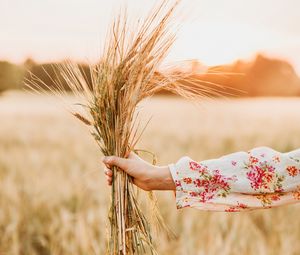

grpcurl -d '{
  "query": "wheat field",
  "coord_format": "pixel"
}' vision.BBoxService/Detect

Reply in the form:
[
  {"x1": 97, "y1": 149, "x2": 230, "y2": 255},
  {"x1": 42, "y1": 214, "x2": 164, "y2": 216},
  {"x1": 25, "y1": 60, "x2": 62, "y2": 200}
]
[{"x1": 0, "y1": 92, "x2": 300, "y2": 255}]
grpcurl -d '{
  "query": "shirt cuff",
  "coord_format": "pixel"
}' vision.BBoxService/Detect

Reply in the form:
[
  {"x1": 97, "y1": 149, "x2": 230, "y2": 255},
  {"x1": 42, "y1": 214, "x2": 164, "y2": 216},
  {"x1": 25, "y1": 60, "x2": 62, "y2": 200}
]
[{"x1": 168, "y1": 159, "x2": 189, "y2": 209}]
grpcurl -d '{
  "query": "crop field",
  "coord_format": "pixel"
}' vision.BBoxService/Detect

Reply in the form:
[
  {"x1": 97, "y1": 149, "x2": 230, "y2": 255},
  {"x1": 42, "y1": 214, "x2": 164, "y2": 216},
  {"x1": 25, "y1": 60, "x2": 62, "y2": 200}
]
[{"x1": 0, "y1": 92, "x2": 300, "y2": 255}]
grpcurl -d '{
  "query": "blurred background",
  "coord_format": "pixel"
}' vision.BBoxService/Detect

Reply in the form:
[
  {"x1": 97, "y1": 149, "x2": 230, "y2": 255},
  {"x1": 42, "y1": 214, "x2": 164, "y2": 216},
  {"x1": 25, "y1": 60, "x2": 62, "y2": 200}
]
[{"x1": 0, "y1": 0, "x2": 300, "y2": 254}]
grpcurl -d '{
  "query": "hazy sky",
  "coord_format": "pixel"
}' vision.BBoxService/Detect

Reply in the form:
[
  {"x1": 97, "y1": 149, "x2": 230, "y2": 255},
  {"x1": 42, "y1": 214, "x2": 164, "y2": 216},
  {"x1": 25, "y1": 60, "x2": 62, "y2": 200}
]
[{"x1": 1, "y1": 0, "x2": 300, "y2": 73}]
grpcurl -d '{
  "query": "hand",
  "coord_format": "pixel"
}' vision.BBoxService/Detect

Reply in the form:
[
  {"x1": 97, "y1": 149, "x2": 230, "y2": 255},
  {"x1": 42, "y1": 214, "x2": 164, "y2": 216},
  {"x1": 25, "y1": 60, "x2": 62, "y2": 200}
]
[{"x1": 102, "y1": 152, "x2": 175, "y2": 191}]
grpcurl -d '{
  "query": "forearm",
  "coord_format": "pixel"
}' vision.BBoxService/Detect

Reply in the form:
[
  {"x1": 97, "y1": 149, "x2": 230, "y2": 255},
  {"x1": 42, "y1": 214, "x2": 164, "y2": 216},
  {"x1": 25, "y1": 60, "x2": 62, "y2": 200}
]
[{"x1": 152, "y1": 166, "x2": 176, "y2": 191}]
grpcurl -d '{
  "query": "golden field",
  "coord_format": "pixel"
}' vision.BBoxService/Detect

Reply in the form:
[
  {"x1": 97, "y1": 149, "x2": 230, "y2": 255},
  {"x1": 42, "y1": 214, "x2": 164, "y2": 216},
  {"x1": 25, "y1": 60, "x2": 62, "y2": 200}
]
[{"x1": 0, "y1": 92, "x2": 300, "y2": 255}]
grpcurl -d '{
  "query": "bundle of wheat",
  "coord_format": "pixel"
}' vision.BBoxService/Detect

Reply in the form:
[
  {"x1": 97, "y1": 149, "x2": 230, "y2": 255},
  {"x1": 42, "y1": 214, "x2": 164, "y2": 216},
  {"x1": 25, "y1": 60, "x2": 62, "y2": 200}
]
[{"x1": 27, "y1": 0, "x2": 232, "y2": 254}]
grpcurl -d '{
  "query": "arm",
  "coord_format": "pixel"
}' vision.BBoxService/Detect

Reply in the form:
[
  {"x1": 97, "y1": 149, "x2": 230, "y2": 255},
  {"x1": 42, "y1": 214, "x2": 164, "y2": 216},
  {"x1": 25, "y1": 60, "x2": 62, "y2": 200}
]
[
  {"x1": 102, "y1": 146, "x2": 300, "y2": 212},
  {"x1": 169, "y1": 146, "x2": 300, "y2": 211}
]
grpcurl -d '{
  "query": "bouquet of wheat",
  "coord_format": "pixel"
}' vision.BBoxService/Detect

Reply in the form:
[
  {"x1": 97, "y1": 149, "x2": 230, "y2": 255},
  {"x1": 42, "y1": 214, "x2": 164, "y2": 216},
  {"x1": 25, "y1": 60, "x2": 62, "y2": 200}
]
[{"x1": 27, "y1": 0, "x2": 228, "y2": 254}]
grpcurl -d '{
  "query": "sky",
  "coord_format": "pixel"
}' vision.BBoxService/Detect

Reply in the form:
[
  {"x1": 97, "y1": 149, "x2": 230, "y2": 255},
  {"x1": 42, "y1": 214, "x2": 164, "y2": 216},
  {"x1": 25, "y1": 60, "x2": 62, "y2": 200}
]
[{"x1": 1, "y1": 0, "x2": 300, "y2": 73}]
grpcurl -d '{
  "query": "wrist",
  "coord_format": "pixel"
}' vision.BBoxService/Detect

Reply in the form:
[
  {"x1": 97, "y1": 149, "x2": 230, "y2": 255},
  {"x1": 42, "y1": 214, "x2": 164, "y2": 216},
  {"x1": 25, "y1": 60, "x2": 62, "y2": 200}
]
[{"x1": 153, "y1": 165, "x2": 176, "y2": 191}]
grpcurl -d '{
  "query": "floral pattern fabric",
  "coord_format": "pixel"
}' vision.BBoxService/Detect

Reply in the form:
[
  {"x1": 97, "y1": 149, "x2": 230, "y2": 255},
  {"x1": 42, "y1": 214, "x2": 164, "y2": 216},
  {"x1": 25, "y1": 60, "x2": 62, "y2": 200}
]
[{"x1": 168, "y1": 147, "x2": 300, "y2": 212}]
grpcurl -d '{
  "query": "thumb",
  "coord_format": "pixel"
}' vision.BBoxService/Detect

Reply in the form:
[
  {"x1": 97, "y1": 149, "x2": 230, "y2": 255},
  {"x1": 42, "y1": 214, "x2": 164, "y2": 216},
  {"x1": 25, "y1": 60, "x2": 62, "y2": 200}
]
[{"x1": 102, "y1": 156, "x2": 129, "y2": 173}]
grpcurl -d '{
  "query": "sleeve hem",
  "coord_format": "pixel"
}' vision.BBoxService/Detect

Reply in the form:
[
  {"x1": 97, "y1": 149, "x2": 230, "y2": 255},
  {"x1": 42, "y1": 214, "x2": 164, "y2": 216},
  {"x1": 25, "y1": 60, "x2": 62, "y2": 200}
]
[
  {"x1": 168, "y1": 163, "x2": 186, "y2": 209},
  {"x1": 168, "y1": 163, "x2": 179, "y2": 187}
]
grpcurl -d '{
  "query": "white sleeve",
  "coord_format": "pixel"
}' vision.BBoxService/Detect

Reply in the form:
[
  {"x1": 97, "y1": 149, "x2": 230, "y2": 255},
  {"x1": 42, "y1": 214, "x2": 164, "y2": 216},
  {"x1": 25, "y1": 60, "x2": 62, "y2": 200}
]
[{"x1": 168, "y1": 147, "x2": 300, "y2": 212}]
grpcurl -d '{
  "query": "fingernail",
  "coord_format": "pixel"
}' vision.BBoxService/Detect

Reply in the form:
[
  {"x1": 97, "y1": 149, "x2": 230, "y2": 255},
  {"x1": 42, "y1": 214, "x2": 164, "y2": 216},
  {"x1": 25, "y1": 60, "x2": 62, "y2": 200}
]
[{"x1": 102, "y1": 156, "x2": 107, "y2": 163}]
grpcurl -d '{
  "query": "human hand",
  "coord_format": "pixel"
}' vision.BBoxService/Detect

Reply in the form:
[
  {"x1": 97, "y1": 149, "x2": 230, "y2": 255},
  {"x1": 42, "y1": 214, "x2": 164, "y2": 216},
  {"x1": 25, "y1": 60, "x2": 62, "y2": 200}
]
[{"x1": 102, "y1": 152, "x2": 175, "y2": 191}]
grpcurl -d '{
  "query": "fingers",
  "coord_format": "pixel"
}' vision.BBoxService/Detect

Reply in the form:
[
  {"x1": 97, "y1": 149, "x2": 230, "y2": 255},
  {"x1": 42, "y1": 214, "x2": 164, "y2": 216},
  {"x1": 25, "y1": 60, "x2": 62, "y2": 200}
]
[
  {"x1": 102, "y1": 155, "x2": 129, "y2": 186},
  {"x1": 102, "y1": 156, "x2": 129, "y2": 173},
  {"x1": 104, "y1": 167, "x2": 113, "y2": 177},
  {"x1": 102, "y1": 153, "x2": 142, "y2": 185},
  {"x1": 103, "y1": 166, "x2": 113, "y2": 185}
]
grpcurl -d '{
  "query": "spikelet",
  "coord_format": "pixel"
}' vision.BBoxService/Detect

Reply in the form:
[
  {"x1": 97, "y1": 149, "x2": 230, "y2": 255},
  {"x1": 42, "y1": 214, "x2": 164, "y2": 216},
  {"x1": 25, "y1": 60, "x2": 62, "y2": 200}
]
[
  {"x1": 26, "y1": 0, "x2": 235, "y2": 254},
  {"x1": 72, "y1": 112, "x2": 92, "y2": 126}
]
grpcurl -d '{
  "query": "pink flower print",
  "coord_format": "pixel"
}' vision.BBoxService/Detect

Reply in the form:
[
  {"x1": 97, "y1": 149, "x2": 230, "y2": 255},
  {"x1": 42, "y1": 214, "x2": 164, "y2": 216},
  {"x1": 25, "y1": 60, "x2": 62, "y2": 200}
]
[
  {"x1": 272, "y1": 156, "x2": 281, "y2": 163},
  {"x1": 256, "y1": 193, "x2": 283, "y2": 206},
  {"x1": 249, "y1": 156, "x2": 259, "y2": 164},
  {"x1": 293, "y1": 186, "x2": 300, "y2": 200},
  {"x1": 238, "y1": 203, "x2": 248, "y2": 209},
  {"x1": 183, "y1": 177, "x2": 193, "y2": 184},
  {"x1": 190, "y1": 163, "x2": 236, "y2": 203},
  {"x1": 189, "y1": 161, "x2": 201, "y2": 171},
  {"x1": 231, "y1": 161, "x2": 237, "y2": 166},
  {"x1": 190, "y1": 191, "x2": 199, "y2": 197},
  {"x1": 270, "y1": 194, "x2": 281, "y2": 201},
  {"x1": 189, "y1": 161, "x2": 208, "y2": 175},
  {"x1": 250, "y1": 165, "x2": 283, "y2": 192},
  {"x1": 286, "y1": 166, "x2": 299, "y2": 177},
  {"x1": 174, "y1": 180, "x2": 182, "y2": 188},
  {"x1": 225, "y1": 203, "x2": 249, "y2": 212},
  {"x1": 245, "y1": 155, "x2": 285, "y2": 193}
]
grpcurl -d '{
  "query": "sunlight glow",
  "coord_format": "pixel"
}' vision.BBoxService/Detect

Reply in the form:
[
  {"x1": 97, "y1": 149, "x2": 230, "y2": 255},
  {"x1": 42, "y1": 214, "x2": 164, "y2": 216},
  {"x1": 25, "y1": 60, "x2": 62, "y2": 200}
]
[{"x1": 1, "y1": 0, "x2": 299, "y2": 73}]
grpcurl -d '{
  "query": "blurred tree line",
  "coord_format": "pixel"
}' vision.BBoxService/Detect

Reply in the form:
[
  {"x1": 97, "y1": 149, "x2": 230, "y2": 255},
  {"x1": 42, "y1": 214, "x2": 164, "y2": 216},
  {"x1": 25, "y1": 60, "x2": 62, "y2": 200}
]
[
  {"x1": 0, "y1": 58, "x2": 92, "y2": 94},
  {"x1": 0, "y1": 61, "x2": 24, "y2": 93},
  {"x1": 0, "y1": 55, "x2": 300, "y2": 96}
]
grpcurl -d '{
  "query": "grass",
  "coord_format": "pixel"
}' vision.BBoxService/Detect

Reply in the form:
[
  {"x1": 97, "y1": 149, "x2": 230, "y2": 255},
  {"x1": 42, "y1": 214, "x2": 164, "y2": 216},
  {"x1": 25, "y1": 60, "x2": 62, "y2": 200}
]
[{"x1": 0, "y1": 92, "x2": 300, "y2": 255}]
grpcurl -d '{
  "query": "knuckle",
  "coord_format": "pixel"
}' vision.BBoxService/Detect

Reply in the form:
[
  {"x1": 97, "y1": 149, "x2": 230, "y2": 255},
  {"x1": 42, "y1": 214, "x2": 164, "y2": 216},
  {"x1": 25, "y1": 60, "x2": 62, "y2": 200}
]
[
  {"x1": 104, "y1": 156, "x2": 111, "y2": 163},
  {"x1": 109, "y1": 156, "x2": 117, "y2": 163}
]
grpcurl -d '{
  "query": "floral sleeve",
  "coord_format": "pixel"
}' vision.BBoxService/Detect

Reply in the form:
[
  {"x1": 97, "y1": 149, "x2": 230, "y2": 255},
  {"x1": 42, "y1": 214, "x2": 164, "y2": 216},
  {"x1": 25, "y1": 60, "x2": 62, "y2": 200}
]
[{"x1": 168, "y1": 147, "x2": 300, "y2": 212}]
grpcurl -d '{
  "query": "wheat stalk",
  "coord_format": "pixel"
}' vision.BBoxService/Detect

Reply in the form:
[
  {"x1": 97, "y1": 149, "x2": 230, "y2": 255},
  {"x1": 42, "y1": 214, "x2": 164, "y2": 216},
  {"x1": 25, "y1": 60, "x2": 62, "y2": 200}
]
[{"x1": 26, "y1": 0, "x2": 235, "y2": 254}]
